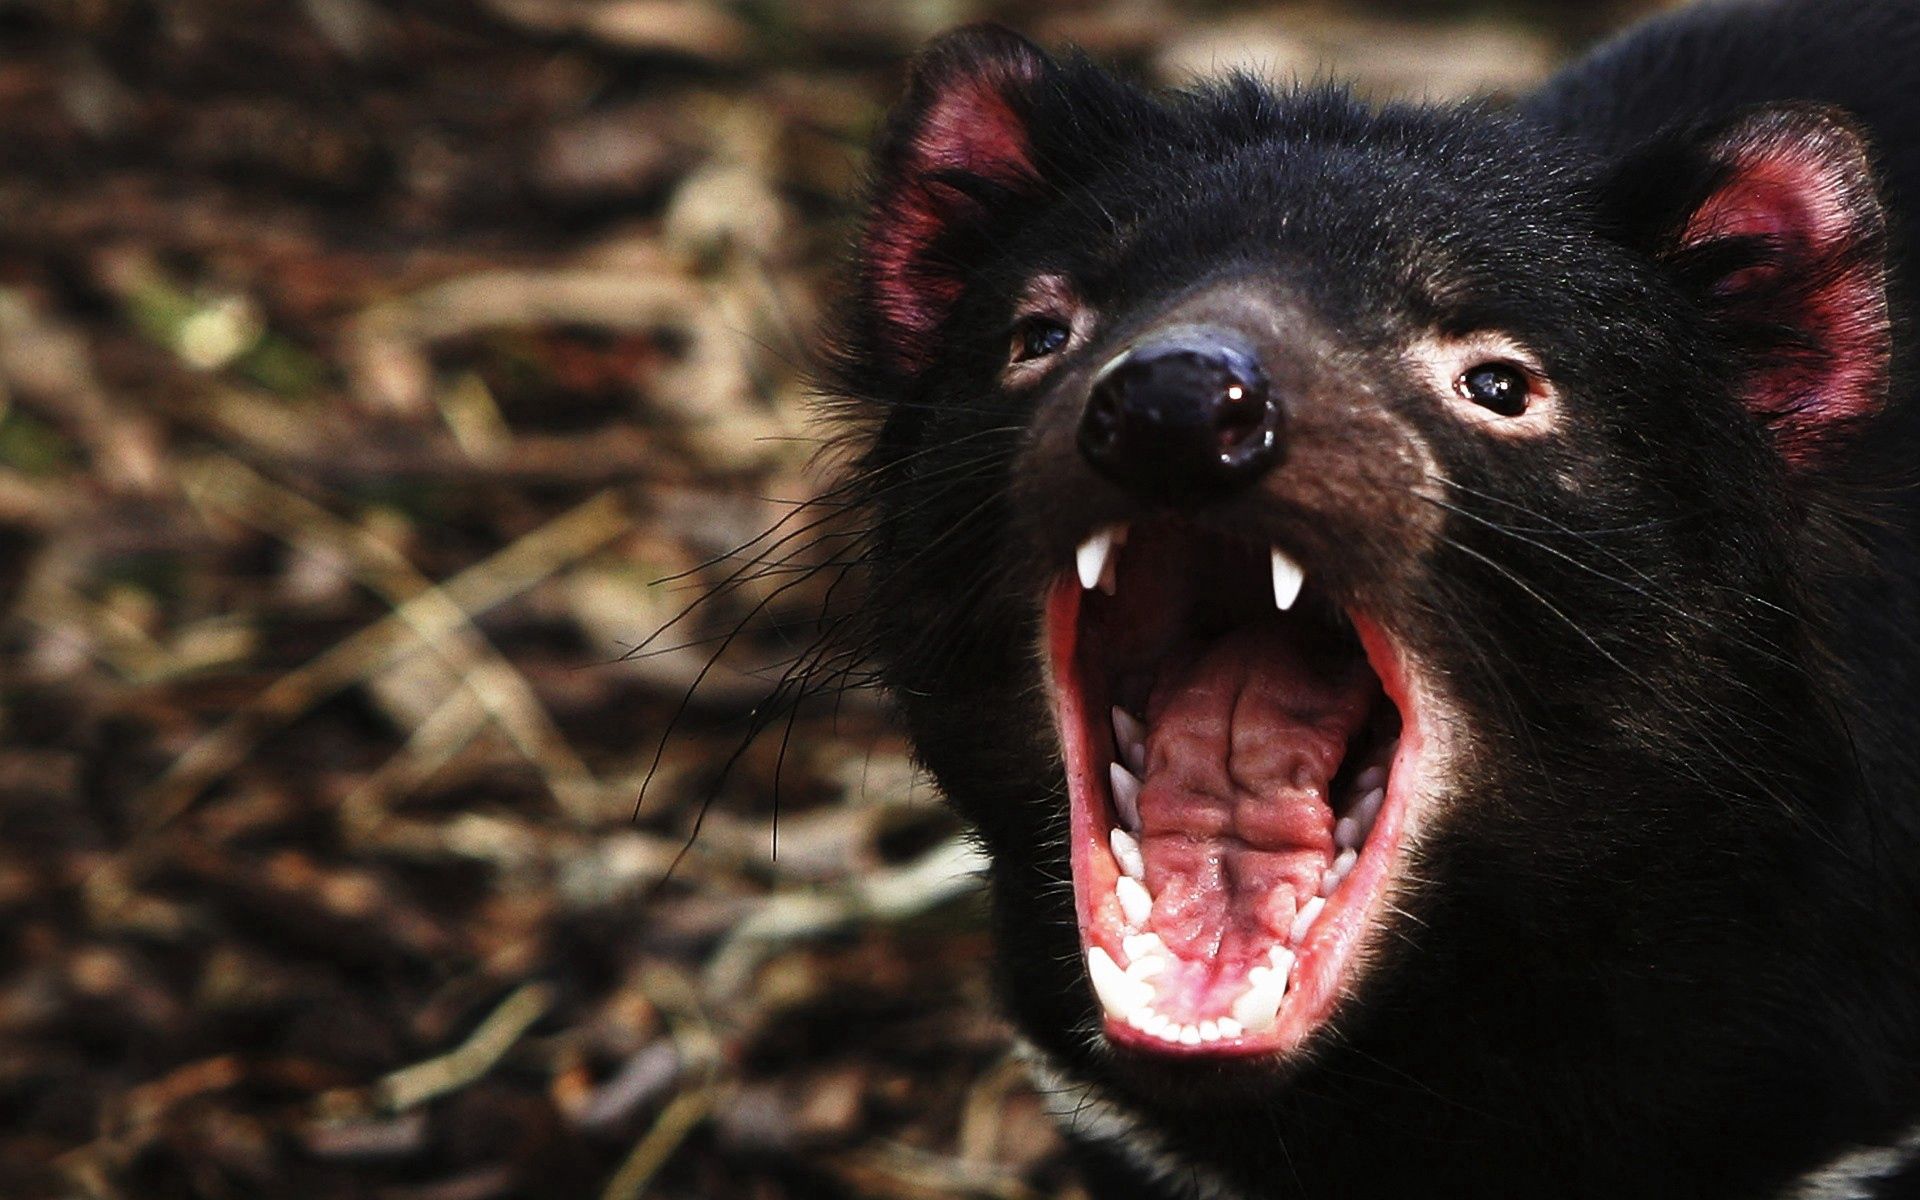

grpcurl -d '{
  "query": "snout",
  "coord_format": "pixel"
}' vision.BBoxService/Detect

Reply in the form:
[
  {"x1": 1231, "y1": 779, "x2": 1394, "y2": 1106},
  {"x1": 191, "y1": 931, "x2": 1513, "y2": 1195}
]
[{"x1": 1077, "y1": 330, "x2": 1285, "y2": 500}]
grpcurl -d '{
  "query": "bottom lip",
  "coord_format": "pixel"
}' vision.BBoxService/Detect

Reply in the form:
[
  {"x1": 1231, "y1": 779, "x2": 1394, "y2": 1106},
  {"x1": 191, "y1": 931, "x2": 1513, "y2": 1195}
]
[{"x1": 1045, "y1": 525, "x2": 1427, "y2": 1059}]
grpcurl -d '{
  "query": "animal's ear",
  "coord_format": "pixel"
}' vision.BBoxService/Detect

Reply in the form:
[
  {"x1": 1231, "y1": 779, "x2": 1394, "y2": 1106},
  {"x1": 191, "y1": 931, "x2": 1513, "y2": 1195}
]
[
  {"x1": 1607, "y1": 105, "x2": 1890, "y2": 466},
  {"x1": 861, "y1": 24, "x2": 1054, "y2": 373}
]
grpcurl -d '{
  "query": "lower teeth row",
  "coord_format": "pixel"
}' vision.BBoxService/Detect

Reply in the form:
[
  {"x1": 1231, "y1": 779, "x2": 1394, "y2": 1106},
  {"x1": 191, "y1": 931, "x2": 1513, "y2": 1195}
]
[
  {"x1": 1090, "y1": 749, "x2": 1394, "y2": 1046},
  {"x1": 1089, "y1": 938, "x2": 1299, "y2": 1044}
]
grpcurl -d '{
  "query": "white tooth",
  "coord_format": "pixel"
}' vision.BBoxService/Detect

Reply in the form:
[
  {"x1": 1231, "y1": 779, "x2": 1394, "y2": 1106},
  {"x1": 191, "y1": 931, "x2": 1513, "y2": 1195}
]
[
  {"x1": 1268, "y1": 946, "x2": 1296, "y2": 978},
  {"x1": 1289, "y1": 897, "x2": 1325, "y2": 945},
  {"x1": 1231, "y1": 971, "x2": 1289, "y2": 1033},
  {"x1": 1109, "y1": 763, "x2": 1143, "y2": 830},
  {"x1": 1116, "y1": 875, "x2": 1154, "y2": 926},
  {"x1": 1123, "y1": 932, "x2": 1166, "y2": 961},
  {"x1": 1334, "y1": 816, "x2": 1363, "y2": 851},
  {"x1": 1125, "y1": 954, "x2": 1165, "y2": 981},
  {"x1": 1330, "y1": 847, "x2": 1358, "y2": 886},
  {"x1": 1198, "y1": 1020, "x2": 1220, "y2": 1042},
  {"x1": 1110, "y1": 827, "x2": 1146, "y2": 880},
  {"x1": 1352, "y1": 787, "x2": 1385, "y2": 834},
  {"x1": 1111, "y1": 707, "x2": 1147, "y2": 774},
  {"x1": 1216, "y1": 1017, "x2": 1244, "y2": 1039},
  {"x1": 1270, "y1": 546, "x2": 1305, "y2": 611},
  {"x1": 1246, "y1": 965, "x2": 1272, "y2": 986},
  {"x1": 1077, "y1": 528, "x2": 1116, "y2": 591},
  {"x1": 1179, "y1": 1025, "x2": 1203, "y2": 1046},
  {"x1": 1088, "y1": 947, "x2": 1150, "y2": 1019},
  {"x1": 1146, "y1": 1012, "x2": 1175, "y2": 1038},
  {"x1": 1127, "y1": 1007, "x2": 1152, "y2": 1030},
  {"x1": 1354, "y1": 766, "x2": 1387, "y2": 794}
]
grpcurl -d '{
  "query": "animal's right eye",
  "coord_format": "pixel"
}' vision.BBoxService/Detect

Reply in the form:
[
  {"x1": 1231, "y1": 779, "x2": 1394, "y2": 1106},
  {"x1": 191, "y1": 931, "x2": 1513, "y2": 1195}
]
[
  {"x1": 1011, "y1": 316, "x2": 1072, "y2": 364},
  {"x1": 1455, "y1": 362, "x2": 1532, "y2": 416},
  {"x1": 1410, "y1": 333, "x2": 1555, "y2": 433}
]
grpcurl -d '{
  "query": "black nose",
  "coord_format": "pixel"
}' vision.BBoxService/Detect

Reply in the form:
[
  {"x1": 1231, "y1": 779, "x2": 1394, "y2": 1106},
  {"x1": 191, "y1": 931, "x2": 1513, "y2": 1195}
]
[{"x1": 1077, "y1": 332, "x2": 1284, "y2": 499}]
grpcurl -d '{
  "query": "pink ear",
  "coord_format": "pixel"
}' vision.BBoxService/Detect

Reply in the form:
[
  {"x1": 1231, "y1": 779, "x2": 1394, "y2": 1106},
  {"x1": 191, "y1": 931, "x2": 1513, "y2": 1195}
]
[
  {"x1": 1672, "y1": 108, "x2": 1889, "y2": 465},
  {"x1": 862, "y1": 26, "x2": 1050, "y2": 372}
]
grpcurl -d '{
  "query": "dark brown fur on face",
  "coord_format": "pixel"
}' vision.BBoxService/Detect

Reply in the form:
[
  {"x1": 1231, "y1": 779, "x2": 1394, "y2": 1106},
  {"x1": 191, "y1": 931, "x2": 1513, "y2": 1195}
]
[
  {"x1": 815, "y1": 2, "x2": 1920, "y2": 1197},
  {"x1": 1007, "y1": 280, "x2": 1446, "y2": 620}
]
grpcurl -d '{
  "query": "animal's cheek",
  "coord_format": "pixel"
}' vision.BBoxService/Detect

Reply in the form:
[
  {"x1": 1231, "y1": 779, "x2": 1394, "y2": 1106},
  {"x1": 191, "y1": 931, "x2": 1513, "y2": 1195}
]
[
  {"x1": 1451, "y1": 417, "x2": 1622, "y2": 507},
  {"x1": 1244, "y1": 398, "x2": 1450, "y2": 609}
]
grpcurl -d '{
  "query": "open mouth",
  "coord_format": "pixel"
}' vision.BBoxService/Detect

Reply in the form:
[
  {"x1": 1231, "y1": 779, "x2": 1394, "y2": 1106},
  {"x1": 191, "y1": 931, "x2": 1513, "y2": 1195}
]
[{"x1": 1045, "y1": 520, "x2": 1426, "y2": 1058}]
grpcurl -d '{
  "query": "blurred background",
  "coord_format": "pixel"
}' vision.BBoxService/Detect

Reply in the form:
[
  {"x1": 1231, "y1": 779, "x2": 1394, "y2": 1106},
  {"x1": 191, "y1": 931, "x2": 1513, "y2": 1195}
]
[{"x1": 0, "y1": 2, "x2": 1668, "y2": 1197}]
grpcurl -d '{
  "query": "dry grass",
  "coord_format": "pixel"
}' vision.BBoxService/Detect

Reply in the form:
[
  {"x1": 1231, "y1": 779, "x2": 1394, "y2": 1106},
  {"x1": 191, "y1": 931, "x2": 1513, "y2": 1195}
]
[{"x1": 0, "y1": 2, "x2": 1656, "y2": 1196}]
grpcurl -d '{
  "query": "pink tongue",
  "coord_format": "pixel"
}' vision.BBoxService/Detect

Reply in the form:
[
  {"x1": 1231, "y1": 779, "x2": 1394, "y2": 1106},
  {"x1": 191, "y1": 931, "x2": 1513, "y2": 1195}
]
[{"x1": 1137, "y1": 621, "x2": 1376, "y2": 963}]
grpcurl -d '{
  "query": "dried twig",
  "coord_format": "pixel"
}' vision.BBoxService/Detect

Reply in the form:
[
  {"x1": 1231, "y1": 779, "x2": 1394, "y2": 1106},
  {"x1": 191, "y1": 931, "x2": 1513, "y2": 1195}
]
[
  {"x1": 377, "y1": 982, "x2": 556, "y2": 1113},
  {"x1": 597, "y1": 1084, "x2": 720, "y2": 1200},
  {"x1": 702, "y1": 835, "x2": 989, "y2": 997},
  {"x1": 134, "y1": 487, "x2": 633, "y2": 832},
  {"x1": 180, "y1": 454, "x2": 606, "y2": 819}
]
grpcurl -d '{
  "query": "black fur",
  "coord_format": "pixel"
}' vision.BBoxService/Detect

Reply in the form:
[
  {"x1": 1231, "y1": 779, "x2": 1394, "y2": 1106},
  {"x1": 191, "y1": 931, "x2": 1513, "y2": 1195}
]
[{"x1": 821, "y1": 2, "x2": 1920, "y2": 1196}]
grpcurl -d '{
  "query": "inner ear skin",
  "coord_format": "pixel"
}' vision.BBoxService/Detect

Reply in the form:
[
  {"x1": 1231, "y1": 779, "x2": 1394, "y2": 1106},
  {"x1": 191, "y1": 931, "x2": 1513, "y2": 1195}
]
[
  {"x1": 1622, "y1": 106, "x2": 1892, "y2": 463},
  {"x1": 859, "y1": 25, "x2": 1053, "y2": 374}
]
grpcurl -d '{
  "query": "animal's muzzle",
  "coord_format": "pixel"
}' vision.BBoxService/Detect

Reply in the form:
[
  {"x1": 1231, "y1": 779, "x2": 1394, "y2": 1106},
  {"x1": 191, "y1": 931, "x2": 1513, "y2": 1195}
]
[{"x1": 1077, "y1": 329, "x2": 1285, "y2": 501}]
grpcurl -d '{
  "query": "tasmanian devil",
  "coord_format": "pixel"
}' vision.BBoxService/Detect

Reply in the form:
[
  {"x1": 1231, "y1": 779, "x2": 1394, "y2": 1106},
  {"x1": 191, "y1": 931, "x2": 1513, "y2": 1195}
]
[{"x1": 816, "y1": 0, "x2": 1920, "y2": 1196}]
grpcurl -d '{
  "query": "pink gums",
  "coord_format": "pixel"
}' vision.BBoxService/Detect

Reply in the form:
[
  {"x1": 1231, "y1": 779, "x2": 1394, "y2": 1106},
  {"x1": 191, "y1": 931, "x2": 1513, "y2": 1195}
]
[{"x1": 1050, "y1": 578, "x2": 1432, "y2": 1058}]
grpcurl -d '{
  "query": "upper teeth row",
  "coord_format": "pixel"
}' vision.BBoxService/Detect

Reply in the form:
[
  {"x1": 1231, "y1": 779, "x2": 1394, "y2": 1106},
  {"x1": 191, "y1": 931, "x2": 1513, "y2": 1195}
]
[{"x1": 1077, "y1": 524, "x2": 1305, "y2": 611}]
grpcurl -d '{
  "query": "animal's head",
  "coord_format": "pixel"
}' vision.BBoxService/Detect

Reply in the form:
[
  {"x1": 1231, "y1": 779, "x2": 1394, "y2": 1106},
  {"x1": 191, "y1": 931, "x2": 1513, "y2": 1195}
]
[{"x1": 828, "y1": 25, "x2": 1893, "y2": 1193}]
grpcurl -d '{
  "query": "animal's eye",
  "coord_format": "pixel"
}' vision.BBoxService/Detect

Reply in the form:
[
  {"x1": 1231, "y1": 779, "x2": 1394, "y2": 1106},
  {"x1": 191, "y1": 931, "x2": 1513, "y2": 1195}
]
[
  {"x1": 1455, "y1": 362, "x2": 1532, "y2": 416},
  {"x1": 1011, "y1": 316, "x2": 1071, "y2": 364}
]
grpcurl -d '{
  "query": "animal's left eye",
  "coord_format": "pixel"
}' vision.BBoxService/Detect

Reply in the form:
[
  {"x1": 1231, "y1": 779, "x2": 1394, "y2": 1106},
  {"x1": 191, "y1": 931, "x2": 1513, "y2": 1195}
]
[
  {"x1": 1011, "y1": 316, "x2": 1071, "y2": 364},
  {"x1": 1455, "y1": 362, "x2": 1532, "y2": 416}
]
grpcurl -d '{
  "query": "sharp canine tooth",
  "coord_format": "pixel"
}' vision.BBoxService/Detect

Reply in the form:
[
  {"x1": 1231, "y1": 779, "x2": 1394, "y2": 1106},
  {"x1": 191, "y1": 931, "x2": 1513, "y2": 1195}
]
[
  {"x1": 1217, "y1": 1017, "x2": 1244, "y2": 1039},
  {"x1": 1116, "y1": 875, "x2": 1153, "y2": 926},
  {"x1": 1270, "y1": 547, "x2": 1305, "y2": 611},
  {"x1": 1087, "y1": 947, "x2": 1150, "y2": 1019},
  {"x1": 1269, "y1": 946, "x2": 1296, "y2": 977},
  {"x1": 1330, "y1": 847, "x2": 1358, "y2": 886},
  {"x1": 1111, "y1": 707, "x2": 1147, "y2": 773},
  {"x1": 1232, "y1": 970, "x2": 1289, "y2": 1033},
  {"x1": 1109, "y1": 763, "x2": 1143, "y2": 830},
  {"x1": 1077, "y1": 527, "x2": 1119, "y2": 591},
  {"x1": 1354, "y1": 766, "x2": 1387, "y2": 794},
  {"x1": 1110, "y1": 828, "x2": 1146, "y2": 880},
  {"x1": 1289, "y1": 897, "x2": 1325, "y2": 945}
]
